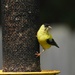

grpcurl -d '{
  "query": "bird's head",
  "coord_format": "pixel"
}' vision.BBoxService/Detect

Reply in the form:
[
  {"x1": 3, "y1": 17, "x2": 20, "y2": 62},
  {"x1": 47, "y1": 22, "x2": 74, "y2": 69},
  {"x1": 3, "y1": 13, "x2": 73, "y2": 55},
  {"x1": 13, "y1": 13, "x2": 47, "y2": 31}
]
[{"x1": 44, "y1": 23, "x2": 52, "y2": 31}]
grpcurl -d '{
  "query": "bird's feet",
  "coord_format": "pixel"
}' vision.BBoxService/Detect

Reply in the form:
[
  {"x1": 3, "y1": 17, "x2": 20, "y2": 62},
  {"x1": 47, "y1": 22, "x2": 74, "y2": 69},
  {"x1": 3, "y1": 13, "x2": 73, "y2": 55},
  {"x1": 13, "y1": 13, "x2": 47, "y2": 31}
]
[{"x1": 35, "y1": 52, "x2": 41, "y2": 57}]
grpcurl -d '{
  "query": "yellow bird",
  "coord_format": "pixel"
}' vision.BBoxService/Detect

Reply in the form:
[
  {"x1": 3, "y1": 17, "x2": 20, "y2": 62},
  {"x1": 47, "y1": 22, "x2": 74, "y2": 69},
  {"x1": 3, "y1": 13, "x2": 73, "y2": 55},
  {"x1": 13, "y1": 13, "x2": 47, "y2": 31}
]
[{"x1": 35, "y1": 24, "x2": 59, "y2": 57}]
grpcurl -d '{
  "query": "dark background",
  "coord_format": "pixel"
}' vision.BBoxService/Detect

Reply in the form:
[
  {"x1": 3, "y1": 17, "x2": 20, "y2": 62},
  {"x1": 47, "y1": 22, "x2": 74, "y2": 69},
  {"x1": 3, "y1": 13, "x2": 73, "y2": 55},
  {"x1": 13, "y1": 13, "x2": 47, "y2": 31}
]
[
  {"x1": 0, "y1": 0, "x2": 75, "y2": 31},
  {"x1": 40, "y1": 0, "x2": 75, "y2": 31}
]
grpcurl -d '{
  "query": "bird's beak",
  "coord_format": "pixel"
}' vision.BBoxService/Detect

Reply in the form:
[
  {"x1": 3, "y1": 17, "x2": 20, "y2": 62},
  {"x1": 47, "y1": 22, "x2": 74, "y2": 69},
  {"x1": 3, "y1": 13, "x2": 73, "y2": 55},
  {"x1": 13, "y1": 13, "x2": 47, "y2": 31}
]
[
  {"x1": 47, "y1": 26, "x2": 52, "y2": 31},
  {"x1": 48, "y1": 26, "x2": 52, "y2": 29}
]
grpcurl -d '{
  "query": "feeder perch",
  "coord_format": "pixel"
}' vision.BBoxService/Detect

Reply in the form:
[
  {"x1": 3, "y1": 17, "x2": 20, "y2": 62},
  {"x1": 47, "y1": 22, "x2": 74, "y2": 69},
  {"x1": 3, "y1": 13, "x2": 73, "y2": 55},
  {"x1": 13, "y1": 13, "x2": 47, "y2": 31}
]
[{"x1": 0, "y1": 70, "x2": 60, "y2": 75}]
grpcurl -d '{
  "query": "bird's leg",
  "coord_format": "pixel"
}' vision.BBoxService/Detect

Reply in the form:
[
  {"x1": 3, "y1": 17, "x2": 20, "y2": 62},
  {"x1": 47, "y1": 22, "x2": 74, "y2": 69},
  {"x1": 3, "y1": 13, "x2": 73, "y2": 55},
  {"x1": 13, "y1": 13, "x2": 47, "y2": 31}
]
[{"x1": 35, "y1": 49, "x2": 44, "y2": 57}]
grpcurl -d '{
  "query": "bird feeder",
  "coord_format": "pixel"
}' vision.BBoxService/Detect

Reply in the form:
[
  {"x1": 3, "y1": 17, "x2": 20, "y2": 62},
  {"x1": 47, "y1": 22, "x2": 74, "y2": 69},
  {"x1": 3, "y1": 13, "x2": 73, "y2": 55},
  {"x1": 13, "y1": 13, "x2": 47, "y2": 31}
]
[{"x1": 1, "y1": 0, "x2": 60, "y2": 74}]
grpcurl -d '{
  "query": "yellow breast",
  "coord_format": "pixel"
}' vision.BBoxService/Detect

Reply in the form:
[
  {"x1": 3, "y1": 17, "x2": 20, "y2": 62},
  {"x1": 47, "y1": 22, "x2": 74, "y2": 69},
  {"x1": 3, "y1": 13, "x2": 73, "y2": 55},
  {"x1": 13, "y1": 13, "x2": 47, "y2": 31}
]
[
  {"x1": 37, "y1": 25, "x2": 52, "y2": 50},
  {"x1": 37, "y1": 34, "x2": 51, "y2": 50}
]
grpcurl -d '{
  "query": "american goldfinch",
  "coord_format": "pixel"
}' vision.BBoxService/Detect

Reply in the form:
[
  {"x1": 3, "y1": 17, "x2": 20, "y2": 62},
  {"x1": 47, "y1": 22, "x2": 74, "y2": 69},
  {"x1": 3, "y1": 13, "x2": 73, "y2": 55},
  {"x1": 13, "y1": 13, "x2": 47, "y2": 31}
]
[{"x1": 35, "y1": 24, "x2": 59, "y2": 57}]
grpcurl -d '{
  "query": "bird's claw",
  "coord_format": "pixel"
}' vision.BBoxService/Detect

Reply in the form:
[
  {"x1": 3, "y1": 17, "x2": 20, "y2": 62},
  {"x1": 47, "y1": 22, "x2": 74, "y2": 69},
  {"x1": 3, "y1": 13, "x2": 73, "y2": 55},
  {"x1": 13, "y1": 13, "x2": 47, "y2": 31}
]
[{"x1": 35, "y1": 52, "x2": 40, "y2": 57}]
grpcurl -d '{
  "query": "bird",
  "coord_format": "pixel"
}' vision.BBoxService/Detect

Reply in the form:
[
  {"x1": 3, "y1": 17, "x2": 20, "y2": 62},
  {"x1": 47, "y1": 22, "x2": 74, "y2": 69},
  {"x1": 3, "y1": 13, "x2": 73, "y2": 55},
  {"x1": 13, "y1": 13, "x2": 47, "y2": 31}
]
[{"x1": 35, "y1": 24, "x2": 59, "y2": 57}]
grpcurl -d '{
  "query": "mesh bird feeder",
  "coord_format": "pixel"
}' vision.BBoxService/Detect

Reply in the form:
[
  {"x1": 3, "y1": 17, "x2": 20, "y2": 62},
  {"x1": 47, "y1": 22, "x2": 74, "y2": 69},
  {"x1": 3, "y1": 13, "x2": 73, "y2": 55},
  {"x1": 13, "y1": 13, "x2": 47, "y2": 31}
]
[
  {"x1": 2, "y1": 0, "x2": 41, "y2": 72},
  {"x1": 1, "y1": 0, "x2": 60, "y2": 74}
]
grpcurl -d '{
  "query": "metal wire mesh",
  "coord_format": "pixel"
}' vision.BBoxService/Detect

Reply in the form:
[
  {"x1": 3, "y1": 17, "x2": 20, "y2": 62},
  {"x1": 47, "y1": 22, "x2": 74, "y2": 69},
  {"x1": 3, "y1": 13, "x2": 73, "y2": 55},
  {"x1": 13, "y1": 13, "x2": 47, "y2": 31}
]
[{"x1": 2, "y1": 0, "x2": 41, "y2": 72}]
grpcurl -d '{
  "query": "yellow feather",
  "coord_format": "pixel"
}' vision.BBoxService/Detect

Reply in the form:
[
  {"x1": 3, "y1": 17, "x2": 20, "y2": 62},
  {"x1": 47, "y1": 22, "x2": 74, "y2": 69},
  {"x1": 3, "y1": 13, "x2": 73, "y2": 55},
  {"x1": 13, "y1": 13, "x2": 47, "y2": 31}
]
[{"x1": 37, "y1": 24, "x2": 52, "y2": 50}]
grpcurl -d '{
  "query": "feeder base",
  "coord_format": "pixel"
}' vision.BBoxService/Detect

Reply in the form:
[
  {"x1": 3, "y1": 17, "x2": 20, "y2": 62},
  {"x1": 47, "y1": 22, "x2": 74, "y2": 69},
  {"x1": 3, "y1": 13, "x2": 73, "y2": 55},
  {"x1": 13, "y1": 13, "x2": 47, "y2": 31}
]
[{"x1": 0, "y1": 70, "x2": 60, "y2": 75}]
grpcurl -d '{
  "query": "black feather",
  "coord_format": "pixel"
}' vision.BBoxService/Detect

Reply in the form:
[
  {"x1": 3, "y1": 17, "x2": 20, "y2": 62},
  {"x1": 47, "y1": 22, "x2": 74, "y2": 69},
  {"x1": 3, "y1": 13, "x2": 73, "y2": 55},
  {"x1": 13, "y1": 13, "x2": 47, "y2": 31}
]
[
  {"x1": 46, "y1": 39, "x2": 59, "y2": 48},
  {"x1": 44, "y1": 23, "x2": 50, "y2": 27}
]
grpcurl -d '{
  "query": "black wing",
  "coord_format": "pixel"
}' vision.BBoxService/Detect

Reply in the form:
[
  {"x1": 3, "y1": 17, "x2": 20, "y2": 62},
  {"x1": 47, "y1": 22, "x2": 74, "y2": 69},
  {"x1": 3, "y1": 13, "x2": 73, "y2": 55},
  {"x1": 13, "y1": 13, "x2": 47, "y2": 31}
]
[{"x1": 46, "y1": 39, "x2": 59, "y2": 48}]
